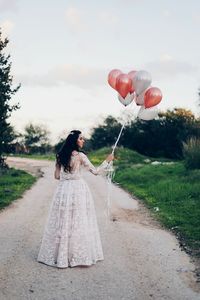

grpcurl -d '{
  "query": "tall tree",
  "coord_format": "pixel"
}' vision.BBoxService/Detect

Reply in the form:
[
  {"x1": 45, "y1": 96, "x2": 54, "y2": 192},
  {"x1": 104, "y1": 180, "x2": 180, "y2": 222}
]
[{"x1": 0, "y1": 29, "x2": 20, "y2": 167}]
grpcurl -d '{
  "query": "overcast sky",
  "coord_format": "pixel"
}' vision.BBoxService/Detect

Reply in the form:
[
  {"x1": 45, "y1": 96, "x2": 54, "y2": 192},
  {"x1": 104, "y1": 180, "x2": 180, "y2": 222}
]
[{"x1": 0, "y1": 0, "x2": 200, "y2": 142}]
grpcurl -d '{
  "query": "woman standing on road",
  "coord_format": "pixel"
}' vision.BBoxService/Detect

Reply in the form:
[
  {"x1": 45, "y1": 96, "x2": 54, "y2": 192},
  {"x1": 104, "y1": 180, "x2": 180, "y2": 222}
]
[{"x1": 37, "y1": 130, "x2": 114, "y2": 268}]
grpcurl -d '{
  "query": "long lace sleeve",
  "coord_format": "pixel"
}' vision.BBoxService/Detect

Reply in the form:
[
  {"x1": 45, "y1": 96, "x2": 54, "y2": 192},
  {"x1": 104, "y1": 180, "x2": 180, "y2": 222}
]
[{"x1": 80, "y1": 152, "x2": 109, "y2": 175}]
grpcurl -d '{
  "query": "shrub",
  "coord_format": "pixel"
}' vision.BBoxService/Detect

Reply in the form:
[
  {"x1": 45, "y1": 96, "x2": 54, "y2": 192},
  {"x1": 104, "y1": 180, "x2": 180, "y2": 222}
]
[{"x1": 183, "y1": 137, "x2": 200, "y2": 169}]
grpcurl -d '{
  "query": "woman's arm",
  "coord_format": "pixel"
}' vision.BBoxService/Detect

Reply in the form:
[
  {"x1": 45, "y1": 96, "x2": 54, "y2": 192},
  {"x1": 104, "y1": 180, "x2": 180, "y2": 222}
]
[
  {"x1": 80, "y1": 152, "x2": 114, "y2": 175},
  {"x1": 54, "y1": 162, "x2": 61, "y2": 180}
]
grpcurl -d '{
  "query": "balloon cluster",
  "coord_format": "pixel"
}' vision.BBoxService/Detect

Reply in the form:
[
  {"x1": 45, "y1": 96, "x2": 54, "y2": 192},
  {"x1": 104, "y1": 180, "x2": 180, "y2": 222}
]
[{"x1": 108, "y1": 69, "x2": 163, "y2": 120}]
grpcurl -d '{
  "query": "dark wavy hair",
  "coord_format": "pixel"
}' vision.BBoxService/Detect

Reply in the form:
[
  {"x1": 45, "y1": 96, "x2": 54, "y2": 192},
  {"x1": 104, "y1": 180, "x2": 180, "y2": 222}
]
[{"x1": 56, "y1": 130, "x2": 82, "y2": 172}]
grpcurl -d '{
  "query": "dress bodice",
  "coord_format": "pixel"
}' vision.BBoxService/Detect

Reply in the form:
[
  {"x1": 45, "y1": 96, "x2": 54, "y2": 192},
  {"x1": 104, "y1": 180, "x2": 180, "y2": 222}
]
[{"x1": 59, "y1": 151, "x2": 109, "y2": 181}]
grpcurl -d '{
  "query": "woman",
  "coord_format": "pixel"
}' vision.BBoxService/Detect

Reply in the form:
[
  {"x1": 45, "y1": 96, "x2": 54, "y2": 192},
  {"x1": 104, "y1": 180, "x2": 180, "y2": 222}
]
[{"x1": 37, "y1": 130, "x2": 114, "y2": 268}]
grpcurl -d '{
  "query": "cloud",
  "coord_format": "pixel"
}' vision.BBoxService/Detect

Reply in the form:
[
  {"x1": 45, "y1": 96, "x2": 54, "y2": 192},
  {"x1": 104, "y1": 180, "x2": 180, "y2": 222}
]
[
  {"x1": 65, "y1": 7, "x2": 86, "y2": 32},
  {"x1": 15, "y1": 56, "x2": 199, "y2": 89},
  {"x1": 0, "y1": 0, "x2": 19, "y2": 12},
  {"x1": 15, "y1": 54, "x2": 199, "y2": 89},
  {"x1": 144, "y1": 55, "x2": 199, "y2": 80},
  {"x1": 15, "y1": 65, "x2": 107, "y2": 88},
  {"x1": 0, "y1": 20, "x2": 15, "y2": 38}
]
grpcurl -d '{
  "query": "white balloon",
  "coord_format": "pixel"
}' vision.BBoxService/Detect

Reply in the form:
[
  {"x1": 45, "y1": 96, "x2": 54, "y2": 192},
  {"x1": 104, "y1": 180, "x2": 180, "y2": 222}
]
[
  {"x1": 118, "y1": 92, "x2": 135, "y2": 106},
  {"x1": 135, "y1": 90, "x2": 145, "y2": 105},
  {"x1": 133, "y1": 70, "x2": 152, "y2": 96},
  {"x1": 137, "y1": 105, "x2": 158, "y2": 121},
  {"x1": 135, "y1": 86, "x2": 152, "y2": 106}
]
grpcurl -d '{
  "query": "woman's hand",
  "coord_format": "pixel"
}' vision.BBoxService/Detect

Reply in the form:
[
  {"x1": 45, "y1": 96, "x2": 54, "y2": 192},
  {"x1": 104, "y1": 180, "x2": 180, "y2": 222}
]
[{"x1": 106, "y1": 154, "x2": 114, "y2": 163}]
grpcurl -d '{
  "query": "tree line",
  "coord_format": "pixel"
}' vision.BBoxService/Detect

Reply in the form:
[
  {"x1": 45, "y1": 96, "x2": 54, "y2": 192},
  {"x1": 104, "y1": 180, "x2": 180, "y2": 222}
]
[
  {"x1": 5, "y1": 108, "x2": 200, "y2": 161},
  {"x1": 89, "y1": 109, "x2": 200, "y2": 159}
]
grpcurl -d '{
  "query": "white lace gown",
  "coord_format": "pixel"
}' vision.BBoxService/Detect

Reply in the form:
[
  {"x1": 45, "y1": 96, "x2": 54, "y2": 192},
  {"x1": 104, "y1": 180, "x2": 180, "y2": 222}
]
[{"x1": 37, "y1": 151, "x2": 109, "y2": 268}]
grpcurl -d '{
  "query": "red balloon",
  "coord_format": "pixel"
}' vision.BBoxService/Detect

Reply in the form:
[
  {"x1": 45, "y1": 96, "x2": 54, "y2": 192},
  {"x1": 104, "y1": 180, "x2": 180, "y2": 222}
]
[
  {"x1": 116, "y1": 74, "x2": 132, "y2": 98},
  {"x1": 128, "y1": 70, "x2": 137, "y2": 93},
  {"x1": 108, "y1": 69, "x2": 122, "y2": 90},
  {"x1": 144, "y1": 87, "x2": 162, "y2": 108}
]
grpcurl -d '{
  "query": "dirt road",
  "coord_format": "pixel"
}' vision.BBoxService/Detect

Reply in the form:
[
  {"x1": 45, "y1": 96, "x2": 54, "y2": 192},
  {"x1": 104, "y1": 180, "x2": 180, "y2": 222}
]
[{"x1": 0, "y1": 157, "x2": 199, "y2": 300}]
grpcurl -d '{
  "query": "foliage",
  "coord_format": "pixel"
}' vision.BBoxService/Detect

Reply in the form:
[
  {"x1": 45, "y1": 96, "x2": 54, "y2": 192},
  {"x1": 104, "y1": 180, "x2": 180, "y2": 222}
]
[
  {"x1": 90, "y1": 108, "x2": 200, "y2": 159},
  {"x1": 0, "y1": 168, "x2": 36, "y2": 209},
  {"x1": 90, "y1": 116, "x2": 122, "y2": 150},
  {"x1": 88, "y1": 146, "x2": 149, "y2": 166},
  {"x1": 183, "y1": 137, "x2": 200, "y2": 170},
  {"x1": 23, "y1": 123, "x2": 52, "y2": 154},
  {"x1": 0, "y1": 29, "x2": 20, "y2": 167}
]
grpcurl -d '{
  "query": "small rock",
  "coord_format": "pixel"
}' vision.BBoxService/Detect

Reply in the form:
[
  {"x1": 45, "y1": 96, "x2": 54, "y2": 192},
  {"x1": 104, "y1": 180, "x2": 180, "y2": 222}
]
[
  {"x1": 144, "y1": 159, "x2": 151, "y2": 163},
  {"x1": 153, "y1": 207, "x2": 159, "y2": 212},
  {"x1": 151, "y1": 161, "x2": 162, "y2": 165}
]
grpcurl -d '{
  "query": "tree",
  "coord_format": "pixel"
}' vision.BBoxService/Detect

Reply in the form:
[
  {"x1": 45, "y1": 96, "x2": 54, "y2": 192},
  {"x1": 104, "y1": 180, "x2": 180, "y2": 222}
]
[
  {"x1": 121, "y1": 108, "x2": 199, "y2": 158},
  {"x1": 89, "y1": 108, "x2": 200, "y2": 159},
  {"x1": 90, "y1": 116, "x2": 122, "y2": 150},
  {"x1": 0, "y1": 29, "x2": 20, "y2": 167},
  {"x1": 23, "y1": 123, "x2": 52, "y2": 154}
]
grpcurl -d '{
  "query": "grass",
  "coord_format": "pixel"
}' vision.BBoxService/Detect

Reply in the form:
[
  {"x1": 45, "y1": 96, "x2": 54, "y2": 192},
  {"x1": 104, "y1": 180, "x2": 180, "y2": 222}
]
[
  {"x1": 183, "y1": 137, "x2": 200, "y2": 170},
  {"x1": 89, "y1": 147, "x2": 200, "y2": 255},
  {"x1": 8, "y1": 153, "x2": 55, "y2": 161},
  {"x1": 0, "y1": 168, "x2": 36, "y2": 209}
]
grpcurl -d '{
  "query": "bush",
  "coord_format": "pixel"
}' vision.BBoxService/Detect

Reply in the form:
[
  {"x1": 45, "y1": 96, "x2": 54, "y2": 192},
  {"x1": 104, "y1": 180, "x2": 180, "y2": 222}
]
[
  {"x1": 183, "y1": 137, "x2": 200, "y2": 169},
  {"x1": 0, "y1": 156, "x2": 8, "y2": 170}
]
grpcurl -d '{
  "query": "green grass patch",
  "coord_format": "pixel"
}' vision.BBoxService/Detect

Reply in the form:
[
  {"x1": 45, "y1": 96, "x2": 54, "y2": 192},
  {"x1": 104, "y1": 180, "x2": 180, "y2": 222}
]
[
  {"x1": 89, "y1": 147, "x2": 200, "y2": 254},
  {"x1": 0, "y1": 168, "x2": 36, "y2": 209},
  {"x1": 88, "y1": 147, "x2": 150, "y2": 165},
  {"x1": 8, "y1": 153, "x2": 55, "y2": 161}
]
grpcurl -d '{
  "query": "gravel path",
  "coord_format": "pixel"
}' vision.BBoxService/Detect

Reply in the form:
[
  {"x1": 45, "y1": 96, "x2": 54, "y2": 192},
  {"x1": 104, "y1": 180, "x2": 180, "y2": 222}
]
[{"x1": 0, "y1": 157, "x2": 199, "y2": 300}]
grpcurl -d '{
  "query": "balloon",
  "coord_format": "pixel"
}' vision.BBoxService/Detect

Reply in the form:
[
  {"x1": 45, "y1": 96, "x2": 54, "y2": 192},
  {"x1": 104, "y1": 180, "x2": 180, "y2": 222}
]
[
  {"x1": 137, "y1": 105, "x2": 159, "y2": 121},
  {"x1": 116, "y1": 74, "x2": 132, "y2": 98},
  {"x1": 135, "y1": 88, "x2": 148, "y2": 106},
  {"x1": 108, "y1": 69, "x2": 122, "y2": 90},
  {"x1": 128, "y1": 70, "x2": 137, "y2": 93},
  {"x1": 118, "y1": 92, "x2": 135, "y2": 106},
  {"x1": 133, "y1": 70, "x2": 152, "y2": 96},
  {"x1": 144, "y1": 87, "x2": 162, "y2": 108}
]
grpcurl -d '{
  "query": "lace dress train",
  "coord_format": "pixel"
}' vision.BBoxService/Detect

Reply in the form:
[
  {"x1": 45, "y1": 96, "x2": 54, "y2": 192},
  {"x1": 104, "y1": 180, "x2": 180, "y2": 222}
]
[{"x1": 37, "y1": 152, "x2": 108, "y2": 268}]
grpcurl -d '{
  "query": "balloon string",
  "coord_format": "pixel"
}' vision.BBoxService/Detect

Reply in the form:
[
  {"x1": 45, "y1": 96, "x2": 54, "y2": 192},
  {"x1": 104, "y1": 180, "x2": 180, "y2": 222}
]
[
  {"x1": 104, "y1": 100, "x2": 136, "y2": 222},
  {"x1": 111, "y1": 121, "x2": 126, "y2": 155},
  {"x1": 104, "y1": 120, "x2": 126, "y2": 222},
  {"x1": 111, "y1": 98, "x2": 135, "y2": 155},
  {"x1": 104, "y1": 160, "x2": 115, "y2": 223}
]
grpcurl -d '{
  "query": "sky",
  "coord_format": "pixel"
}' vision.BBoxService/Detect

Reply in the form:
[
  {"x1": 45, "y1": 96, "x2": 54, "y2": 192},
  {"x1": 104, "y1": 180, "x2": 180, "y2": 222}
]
[{"x1": 0, "y1": 0, "x2": 200, "y2": 143}]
